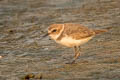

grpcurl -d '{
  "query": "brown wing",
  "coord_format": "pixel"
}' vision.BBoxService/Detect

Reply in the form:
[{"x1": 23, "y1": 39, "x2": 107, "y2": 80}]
[{"x1": 64, "y1": 23, "x2": 95, "y2": 39}]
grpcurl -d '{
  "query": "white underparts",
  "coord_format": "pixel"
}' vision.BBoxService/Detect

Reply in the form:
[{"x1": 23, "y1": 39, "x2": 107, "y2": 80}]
[{"x1": 56, "y1": 36, "x2": 93, "y2": 47}]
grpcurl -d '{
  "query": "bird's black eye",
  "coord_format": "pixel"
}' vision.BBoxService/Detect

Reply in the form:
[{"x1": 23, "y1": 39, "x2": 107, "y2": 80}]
[{"x1": 52, "y1": 29, "x2": 57, "y2": 32}]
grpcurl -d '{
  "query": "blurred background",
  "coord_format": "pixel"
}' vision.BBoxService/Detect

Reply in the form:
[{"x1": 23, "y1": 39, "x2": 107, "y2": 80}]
[{"x1": 0, "y1": 0, "x2": 120, "y2": 80}]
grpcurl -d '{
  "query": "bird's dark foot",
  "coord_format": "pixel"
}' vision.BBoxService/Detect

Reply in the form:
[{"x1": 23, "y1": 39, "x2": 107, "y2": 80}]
[{"x1": 65, "y1": 60, "x2": 76, "y2": 64}]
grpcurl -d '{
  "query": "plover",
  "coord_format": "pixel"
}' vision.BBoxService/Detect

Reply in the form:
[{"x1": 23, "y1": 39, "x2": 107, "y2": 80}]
[{"x1": 43, "y1": 23, "x2": 109, "y2": 63}]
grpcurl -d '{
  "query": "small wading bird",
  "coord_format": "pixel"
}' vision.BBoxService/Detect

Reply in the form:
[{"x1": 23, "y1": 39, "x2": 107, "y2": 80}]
[{"x1": 42, "y1": 23, "x2": 110, "y2": 64}]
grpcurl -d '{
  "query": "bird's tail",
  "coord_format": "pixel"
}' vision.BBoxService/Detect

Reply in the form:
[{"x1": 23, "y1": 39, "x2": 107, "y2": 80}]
[
  {"x1": 94, "y1": 26, "x2": 112, "y2": 34},
  {"x1": 94, "y1": 29, "x2": 107, "y2": 34}
]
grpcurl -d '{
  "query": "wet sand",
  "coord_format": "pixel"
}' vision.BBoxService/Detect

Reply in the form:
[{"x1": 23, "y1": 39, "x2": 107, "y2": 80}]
[{"x1": 0, "y1": 0, "x2": 120, "y2": 80}]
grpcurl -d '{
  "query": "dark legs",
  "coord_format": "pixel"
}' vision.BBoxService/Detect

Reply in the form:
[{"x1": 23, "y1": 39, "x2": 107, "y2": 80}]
[
  {"x1": 71, "y1": 46, "x2": 81, "y2": 63},
  {"x1": 66, "y1": 46, "x2": 81, "y2": 64},
  {"x1": 71, "y1": 46, "x2": 80, "y2": 63}
]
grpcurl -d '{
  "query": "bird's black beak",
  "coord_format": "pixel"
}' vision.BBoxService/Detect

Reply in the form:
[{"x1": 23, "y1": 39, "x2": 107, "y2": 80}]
[
  {"x1": 42, "y1": 33, "x2": 49, "y2": 38},
  {"x1": 40, "y1": 32, "x2": 50, "y2": 40}
]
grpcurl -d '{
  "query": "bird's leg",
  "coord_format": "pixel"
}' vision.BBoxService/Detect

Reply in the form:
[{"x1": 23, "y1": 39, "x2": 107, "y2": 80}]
[
  {"x1": 66, "y1": 46, "x2": 81, "y2": 64},
  {"x1": 71, "y1": 46, "x2": 81, "y2": 64},
  {"x1": 73, "y1": 46, "x2": 78, "y2": 57},
  {"x1": 75, "y1": 46, "x2": 81, "y2": 59}
]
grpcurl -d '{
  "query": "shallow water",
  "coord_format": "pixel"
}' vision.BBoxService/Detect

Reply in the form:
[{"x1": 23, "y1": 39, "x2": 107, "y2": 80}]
[{"x1": 0, "y1": 0, "x2": 120, "y2": 80}]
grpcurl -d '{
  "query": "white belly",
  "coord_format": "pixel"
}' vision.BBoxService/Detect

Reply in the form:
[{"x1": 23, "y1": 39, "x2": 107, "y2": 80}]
[{"x1": 56, "y1": 36, "x2": 93, "y2": 47}]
